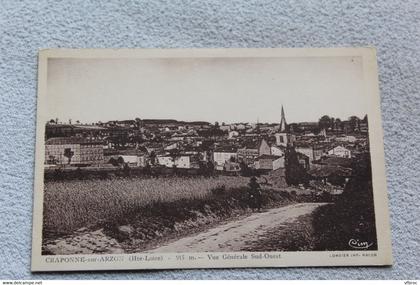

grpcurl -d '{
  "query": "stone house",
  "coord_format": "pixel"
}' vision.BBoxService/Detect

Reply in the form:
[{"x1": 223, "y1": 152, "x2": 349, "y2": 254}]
[
  {"x1": 237, "y1": 139, "x2": 271, "y2": 166},
  {"x1": 45, "y1": 137, "x2": 104, "y2": 166},
  {"x1": 254, "y1": 154, "x2": 285, "y2": 170}
]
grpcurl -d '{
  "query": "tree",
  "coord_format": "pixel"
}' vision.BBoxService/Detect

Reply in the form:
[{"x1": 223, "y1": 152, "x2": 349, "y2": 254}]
[
  {"x1": 75, "y1": 167, "x2": 84, "y2": 179},
  {"x1": 334, "y1": 118, "x2": 342, "y2": 132},
  {"x1": 206, "y1": 161, "x2": 215, "y2": 176},
  {"x1": 172, "y1": 164, "x2": 178, "y2": 175},
  {"x1": 240, "y1": 161, "x2": 252, "y2": 177},
  {"x1": 149, "y1": 151, "x2": 157, "y2": 166},
  {"x1": 123, "y1": 163, "x2": 131, "y2": 177},
  {"x1": 135, "y1": 118, "x2": 142, "y2": 130},
  {"x1": 343, "y1": 152, "x2": 372, "y2": 197},
  {"x1": 329, "y1": 117, "x2": 335, "y2": 131},
  {"x1": 333, "y1": 152, "x2": 376, "y2": 249},
  {"x1": 197, "y1": 128, "x2": 225, "y2": 138},
  {"x1": 348, "y1": 116, "x2": 360, "y2": 132},
  {"x1": 318, "y1": 115, "x2": 331, "y2": 130},
  {"x1": 47, "y1": 155, "x2": 56, "y2": 165},
  {"x1": 117, "y1": 156, "x2": 125, "y2": 165},
  {"x1": 143, "y1": 163, "x2": 152, "y2": 175},
  {"x1": 168, "y1": 149, "x2": 180, "y2": 165},
  {"x1": 63, "y1": 148, "x2": 74, "y2": 165},
  {"x1": 284, "y1": 146, "x2": 308, "y2": 186},
  {"x1": 288, "y1": 123, "x2": 300, "y2": 134},
  {"x1": 198, "y1": 161, "x2": 208, "y2": 176},
  {"x1": 108, "y1": 157, "x2": 119, "y2": 167}
]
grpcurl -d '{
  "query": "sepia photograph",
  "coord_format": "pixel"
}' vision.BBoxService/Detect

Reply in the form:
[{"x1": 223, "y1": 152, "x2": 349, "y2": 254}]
[{"x1": 31, "y1": 48, "x2": 392, "y2": 271}]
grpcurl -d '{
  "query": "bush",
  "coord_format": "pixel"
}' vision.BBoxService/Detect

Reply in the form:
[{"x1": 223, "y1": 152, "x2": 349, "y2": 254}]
[
  {"x1": 311, "y1": 152, "x2": 377, "y2": 250},
  {"x1": 211, "y1": 185, "x2": 226, "y2": 195},
  {"x1": 285, "y1": 146, "x2": 309, "y2": 186}
]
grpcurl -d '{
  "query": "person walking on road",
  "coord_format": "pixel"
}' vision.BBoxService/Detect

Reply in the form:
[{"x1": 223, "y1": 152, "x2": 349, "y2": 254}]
[{"x1": 248, "y1": 176, "x2": 262, "y2": 212}]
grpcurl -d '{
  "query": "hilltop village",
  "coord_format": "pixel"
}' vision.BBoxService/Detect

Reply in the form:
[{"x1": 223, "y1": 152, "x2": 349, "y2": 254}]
[{"x1": 44, "y1": 107, "x2": 370, "y2": 188}]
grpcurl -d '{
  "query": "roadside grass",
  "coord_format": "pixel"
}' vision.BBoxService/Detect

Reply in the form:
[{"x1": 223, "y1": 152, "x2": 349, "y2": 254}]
[{"x1": 43, "y1": 176, "x2": 249, "y2": 237}]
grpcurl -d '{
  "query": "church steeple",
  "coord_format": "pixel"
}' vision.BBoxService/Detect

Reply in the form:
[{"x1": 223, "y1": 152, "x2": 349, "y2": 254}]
[
  {"x1": 275, "y1": 105, "x2": 295, "y2": 147},
  {"x1": 279, "y1": 105, "x2": 287, "y2": 132}
]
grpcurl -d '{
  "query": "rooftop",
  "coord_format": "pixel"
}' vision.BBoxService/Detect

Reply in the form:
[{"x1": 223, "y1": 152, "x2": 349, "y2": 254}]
[
  {"x1": 256, "y1": 154, "x2": 283, "y2": 160},
  {"x1": 45, "y1": 137, "x2": 103, "y2": 145},
  {"x1": 214, "y1": 146, "x2": 238, "y2": 153},
  {"x1": 313, "y1": 156, "x2": 353, "y2": 167}
]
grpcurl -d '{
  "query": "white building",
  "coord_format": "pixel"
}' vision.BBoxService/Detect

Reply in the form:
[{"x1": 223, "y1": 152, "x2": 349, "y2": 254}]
[
  {"x1": 296, "y1": 146, "x2": 315, "y2": 162},
  {"x1": 233, "y1": 123, "x2": 246, "y2": 130},
  {"x1": 157, "y1": 155, "x2": 193, "y2": 169},
  {"x1": 118, "y1": 155, "x2": 146, "y2": 167},
  {"x1": 336, "y1": 135, "x2": 357, "y2": 143},
  {"x1": 270, "y1": 145, "x2": 284, "y2": 156},
  {"x1": 328, "y1": 145, "x2": 352, "y2": 158},
  {"x1": 273, "y1": 156, "x2": 285, "y2": 170},
  {"x1": 213, "y1": 149, "x2": 238, "y2": 171},
  {"x1": 228, "y1": 130, "x2": 239, "y2": 139},
  {"x1": 219, "y1": 125, "x2": 231, "y2": 132}
]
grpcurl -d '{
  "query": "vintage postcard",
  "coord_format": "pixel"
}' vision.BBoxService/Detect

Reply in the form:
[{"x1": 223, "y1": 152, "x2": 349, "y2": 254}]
[{"x1": 32, "y1": 48, "x2": 392, "y2": 271}]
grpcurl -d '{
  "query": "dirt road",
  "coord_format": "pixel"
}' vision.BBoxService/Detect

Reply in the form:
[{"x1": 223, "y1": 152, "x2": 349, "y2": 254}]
[{"x1": 148, "y1": 203, "x2": 328, "y2": 252}]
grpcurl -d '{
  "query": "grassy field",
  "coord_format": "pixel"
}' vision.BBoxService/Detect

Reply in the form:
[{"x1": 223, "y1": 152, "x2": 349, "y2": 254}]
[{"x1": 43, "y1": 176, "x2": 249, "y2": 236}]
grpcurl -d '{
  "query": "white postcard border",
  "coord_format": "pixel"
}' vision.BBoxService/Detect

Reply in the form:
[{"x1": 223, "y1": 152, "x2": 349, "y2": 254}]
[{"x1": 31, "y1": 48, "x2": 392, "y2": 271}]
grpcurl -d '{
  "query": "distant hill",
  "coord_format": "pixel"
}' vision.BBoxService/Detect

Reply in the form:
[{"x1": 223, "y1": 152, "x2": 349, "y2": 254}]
[{"x1": 142, "y1": 119, "x2": 211, "y2": 126}]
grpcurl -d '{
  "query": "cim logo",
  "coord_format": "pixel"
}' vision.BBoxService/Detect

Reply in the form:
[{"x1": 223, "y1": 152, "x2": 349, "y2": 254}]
[{"x1": 348, "y1": 239, "x2": 373, "y2": 249}]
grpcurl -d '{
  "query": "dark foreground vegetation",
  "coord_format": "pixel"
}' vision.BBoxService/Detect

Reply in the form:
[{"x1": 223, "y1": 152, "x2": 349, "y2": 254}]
[
  {"x1": 43, "y1": 183, "x2": 315, "y2": 254},
  {"x1": 311, "y1": 152, "x2": 377, "y2": 250}
]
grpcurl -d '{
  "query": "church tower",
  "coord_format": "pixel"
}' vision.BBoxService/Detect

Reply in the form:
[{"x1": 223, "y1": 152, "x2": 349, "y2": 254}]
[
  {"x1": 279, "y1": 105, "x2": 287, "y2": 132},
  {"x1": 275, "y1": 105, "x2": 295, "y2": 147}
]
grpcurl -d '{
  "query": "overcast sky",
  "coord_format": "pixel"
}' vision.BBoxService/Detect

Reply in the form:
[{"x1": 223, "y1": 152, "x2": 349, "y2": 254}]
[{"x1": 46, "y1": 56, "x2": 368, "y2": 124}]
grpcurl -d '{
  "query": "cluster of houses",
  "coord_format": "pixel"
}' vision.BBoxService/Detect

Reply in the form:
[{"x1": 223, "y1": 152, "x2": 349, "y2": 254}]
[{"x1": 44, "y1": 107, "x2": 370, "y2": 179}]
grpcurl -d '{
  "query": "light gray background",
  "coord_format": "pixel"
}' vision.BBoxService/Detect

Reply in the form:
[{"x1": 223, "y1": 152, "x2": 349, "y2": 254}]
[{"x1": 0, "y1": 0, "x2": 419, "y2": 280}]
